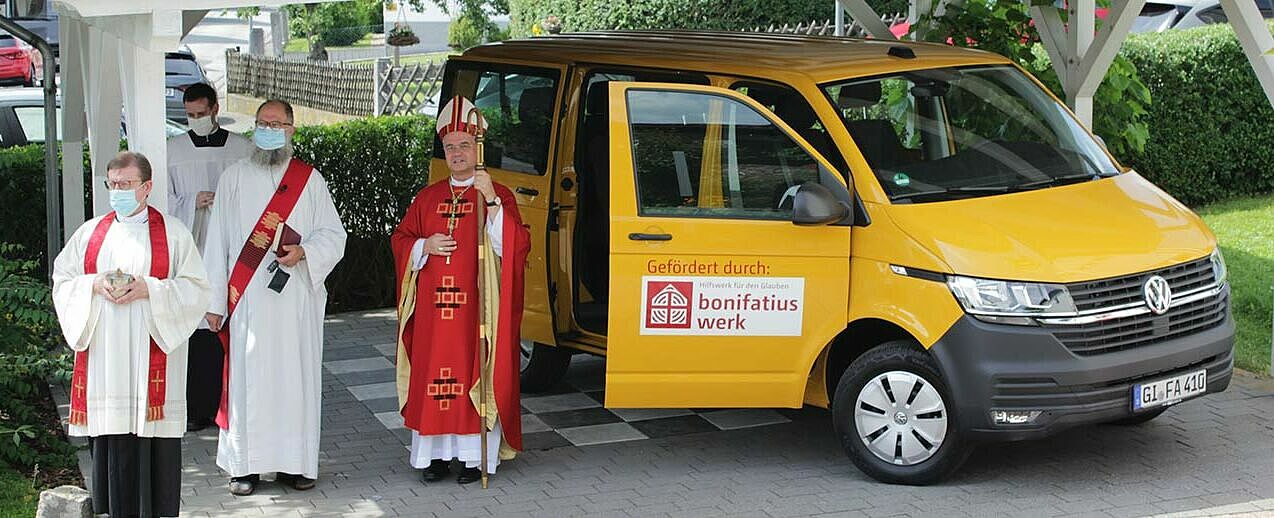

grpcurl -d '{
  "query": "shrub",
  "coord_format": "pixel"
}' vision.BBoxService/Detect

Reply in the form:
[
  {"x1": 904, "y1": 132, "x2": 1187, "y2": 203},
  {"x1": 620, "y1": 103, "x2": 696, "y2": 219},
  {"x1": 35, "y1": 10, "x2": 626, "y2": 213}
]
[
  {"x1": 292, "y1": 115, "x2": 437, "y2": 312},
  {"x1": 0, "y1": 245, "x2": 75, "y2": 473},
  {"x1": 1120, "y1": 21, "x2": 1274, "y2": 205},
  {"x1": 0, "y1": 145, "x2": 91, "y2": 272},
  {"x1": 448, "y1": 15, "x2": 486, "y2": 50},
  {"x1": 507, "y1": 0, "x2": 839, "y2": 36}
]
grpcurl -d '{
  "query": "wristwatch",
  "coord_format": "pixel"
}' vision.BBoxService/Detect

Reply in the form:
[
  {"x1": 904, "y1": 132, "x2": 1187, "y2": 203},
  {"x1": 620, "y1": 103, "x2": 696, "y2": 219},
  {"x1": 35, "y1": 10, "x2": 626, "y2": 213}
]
[{"x1": 486, "y1": 197, "x2": 501, "y2": 207}]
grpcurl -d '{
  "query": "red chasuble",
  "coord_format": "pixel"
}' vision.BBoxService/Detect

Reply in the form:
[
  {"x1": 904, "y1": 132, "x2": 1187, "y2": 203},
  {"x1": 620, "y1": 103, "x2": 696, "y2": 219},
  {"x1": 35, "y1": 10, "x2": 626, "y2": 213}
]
[{"x1": 391, "y1": 180, "x2": 530, "y2": 451}]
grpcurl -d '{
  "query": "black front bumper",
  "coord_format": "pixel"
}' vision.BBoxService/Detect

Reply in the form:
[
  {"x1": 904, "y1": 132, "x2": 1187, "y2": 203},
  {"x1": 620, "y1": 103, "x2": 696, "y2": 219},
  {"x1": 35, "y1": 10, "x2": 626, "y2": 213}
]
[{"x1": 928, "y1": 301, "x2": 1235, "y2": 442}]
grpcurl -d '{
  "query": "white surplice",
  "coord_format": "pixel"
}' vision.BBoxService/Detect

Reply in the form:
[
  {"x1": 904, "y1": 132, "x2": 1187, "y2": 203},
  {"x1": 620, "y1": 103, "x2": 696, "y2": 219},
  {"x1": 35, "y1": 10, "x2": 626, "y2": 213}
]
[
  {"x1": 52, "y1": 208, "x2": 210, "y2": 438},
  {"x1": 203, "y1": 158, "x2": 347, "y2": 479},
  {"x1": 166, "y1": 129, "x2": 253, "y2": 250}
]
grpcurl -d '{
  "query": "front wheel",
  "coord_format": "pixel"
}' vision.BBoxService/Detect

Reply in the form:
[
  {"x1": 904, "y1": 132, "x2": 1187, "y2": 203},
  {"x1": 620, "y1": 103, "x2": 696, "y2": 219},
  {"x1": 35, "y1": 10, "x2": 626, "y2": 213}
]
[
  {"x1": 24, "y1": 65, "x2": 35, "y2": 87},
  {"x1": 832, "y1": 341, "x2": 970, "y2": 485}
]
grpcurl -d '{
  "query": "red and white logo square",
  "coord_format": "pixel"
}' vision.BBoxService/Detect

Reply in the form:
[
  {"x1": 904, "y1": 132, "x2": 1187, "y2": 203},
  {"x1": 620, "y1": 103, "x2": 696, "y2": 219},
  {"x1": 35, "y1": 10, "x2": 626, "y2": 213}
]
[{"x1": 645, "y1": 281, "x2": 693, "y2": 329}]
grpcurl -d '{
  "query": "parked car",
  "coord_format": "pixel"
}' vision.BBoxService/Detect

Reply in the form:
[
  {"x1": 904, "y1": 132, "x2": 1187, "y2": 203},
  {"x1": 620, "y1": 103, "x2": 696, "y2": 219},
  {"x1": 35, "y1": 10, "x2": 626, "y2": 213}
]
[
  {"x1": 0, "y1": 31, "x2": 43, "y2": 87},
  {"x1": 0, "y1": 88, "x2": 188, "y2": 148},
  {"x1": 3, "y1": 0, "x2": 58, "y2": 59},
  {"x1": 1132, "y1": 0, "x2": 1274, "y2": 32},
  {"x1": 165, "y1": 47, "x2": 211, "y2": 123}
]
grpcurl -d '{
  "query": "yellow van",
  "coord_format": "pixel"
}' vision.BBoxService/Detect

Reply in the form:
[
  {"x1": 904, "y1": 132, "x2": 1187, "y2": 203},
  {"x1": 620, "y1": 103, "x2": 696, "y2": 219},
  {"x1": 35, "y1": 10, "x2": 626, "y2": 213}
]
[{"x1": 428, "y1": 31, "x2": 1234, "y2": 484}]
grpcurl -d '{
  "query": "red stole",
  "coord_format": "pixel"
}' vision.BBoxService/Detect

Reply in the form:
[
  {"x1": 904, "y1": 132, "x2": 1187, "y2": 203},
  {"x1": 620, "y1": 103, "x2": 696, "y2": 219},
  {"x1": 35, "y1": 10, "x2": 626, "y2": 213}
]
[
  {"x1": 214, "y1": 158, "x2": 314, "y2": 430},
  {"x1": 70, "y1": 206, "x2": 170, "y2": 426},
  {"x1": 390, "y1": 181, "x2": 530, "y2": 450}
]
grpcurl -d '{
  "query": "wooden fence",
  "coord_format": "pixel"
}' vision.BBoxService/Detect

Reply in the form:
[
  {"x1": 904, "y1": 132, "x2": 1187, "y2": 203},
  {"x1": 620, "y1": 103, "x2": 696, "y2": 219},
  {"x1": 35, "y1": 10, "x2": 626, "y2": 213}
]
[
  {"x1": 753, "y1": 14, "x2": 908, "y2": 37},
  {"x1": 226, "y1": 49, "x2": 445, "y2": 118},
  {"x1": 373, "y1": 59, "x2": 445, "y2": 116},
  {"x1": 226, "y1": 49, "x2": 376, "y2": 116}
]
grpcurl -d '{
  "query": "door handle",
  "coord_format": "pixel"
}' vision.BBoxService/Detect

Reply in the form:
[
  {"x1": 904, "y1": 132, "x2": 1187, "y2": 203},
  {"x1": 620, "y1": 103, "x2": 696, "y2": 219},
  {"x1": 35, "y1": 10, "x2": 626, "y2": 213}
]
[
  {"x1": 628, "y1": 233, "x2": 672, "y2": 241},
  {"x1": 515, "y1": 187, "x2": 539, "y2": 196}
]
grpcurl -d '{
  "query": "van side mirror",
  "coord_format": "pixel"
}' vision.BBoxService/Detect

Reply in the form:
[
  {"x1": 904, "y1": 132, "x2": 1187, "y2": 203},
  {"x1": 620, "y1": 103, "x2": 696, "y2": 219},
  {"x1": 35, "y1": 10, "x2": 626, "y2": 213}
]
[{"x1": 792, "y1": 183, "x2": 851, "y2": 226}]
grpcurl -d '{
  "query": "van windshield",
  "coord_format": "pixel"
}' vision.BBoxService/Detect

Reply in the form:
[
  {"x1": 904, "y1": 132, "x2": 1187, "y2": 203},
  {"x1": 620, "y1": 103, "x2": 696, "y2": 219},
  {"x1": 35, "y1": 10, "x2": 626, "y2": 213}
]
[{"x1": 822, "y1": 65, "x2": 1119, "y2": 203}]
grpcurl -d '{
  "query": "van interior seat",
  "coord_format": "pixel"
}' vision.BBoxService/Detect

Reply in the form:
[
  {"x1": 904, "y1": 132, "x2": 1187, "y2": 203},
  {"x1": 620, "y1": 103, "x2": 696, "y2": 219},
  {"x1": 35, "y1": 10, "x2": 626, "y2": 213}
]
[
  {"x1": 517, "y1": 85, "x2": 556, "y2": 172},
  {"x1": 836, "y1": 82, "x2": 909, "y2": 172}
]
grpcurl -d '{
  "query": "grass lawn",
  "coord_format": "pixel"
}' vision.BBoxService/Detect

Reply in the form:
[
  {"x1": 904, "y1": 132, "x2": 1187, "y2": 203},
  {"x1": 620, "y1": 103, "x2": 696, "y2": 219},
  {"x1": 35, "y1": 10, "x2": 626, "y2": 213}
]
[
  {"x1": 284, "y1": 32, "x2": 379, "y2": 53},
  {"x1": 0, "y1": 467, "x2": 39, "y2": 516},
  {"x1": 1197, "y1": 193, "x2": 1274, "y2": 374},
  {"x1": 348, "y1": 50, "x2": 455, "y2": 67}
]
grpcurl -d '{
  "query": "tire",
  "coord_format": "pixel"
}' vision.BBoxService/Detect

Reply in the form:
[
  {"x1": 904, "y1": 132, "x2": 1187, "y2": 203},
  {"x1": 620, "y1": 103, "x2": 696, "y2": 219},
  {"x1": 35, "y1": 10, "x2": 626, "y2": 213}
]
[
  {"x1": 832, "y1": 340, "x2": 970, "y2": 485},
  {"x1": 1107, "y1": 407, "x2": 1166, "y2": 426},
  {"x1": 23, "y1": 66, "x2": 35, "y2": 87},
  {"x1": 519, "y1": 341, "x2": 572, "y2": 393}
]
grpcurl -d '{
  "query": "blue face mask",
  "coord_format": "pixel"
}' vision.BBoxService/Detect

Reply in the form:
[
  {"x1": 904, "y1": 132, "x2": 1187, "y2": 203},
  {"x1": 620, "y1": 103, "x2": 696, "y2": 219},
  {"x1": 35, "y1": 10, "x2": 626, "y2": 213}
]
[
  {"x1": 253, "y1": 127, "x2": 287, "y2": 150},
  {"x1": 109, "y1": 189, "x2": 140, "y2": 216}
]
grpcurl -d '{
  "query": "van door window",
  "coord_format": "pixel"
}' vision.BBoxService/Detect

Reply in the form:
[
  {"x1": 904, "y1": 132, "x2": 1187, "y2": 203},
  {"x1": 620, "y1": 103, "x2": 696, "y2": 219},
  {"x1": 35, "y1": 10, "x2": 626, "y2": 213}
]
[
  {"x1": 626, "y1": 89, "x2": 827, "y2": 220},
  {"x1": 437, "y1": 63, "x2": 559, "y2": 175}
]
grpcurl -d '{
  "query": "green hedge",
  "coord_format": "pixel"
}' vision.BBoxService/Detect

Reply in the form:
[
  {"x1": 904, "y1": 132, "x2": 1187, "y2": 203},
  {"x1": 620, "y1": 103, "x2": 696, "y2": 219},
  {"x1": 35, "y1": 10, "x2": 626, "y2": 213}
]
[
  {"x1": 293, "y1": 115, "x2": 436, "y2": 312},
  {"x1": 0, "y1": 146, "x2": 91, "y2": 271},
  {"x1": 508, "y1": 0, "x2": 849, "y2": 36},
  {"x1": 1121, "y1": 22, "x2": 1274, "y2": 205}
]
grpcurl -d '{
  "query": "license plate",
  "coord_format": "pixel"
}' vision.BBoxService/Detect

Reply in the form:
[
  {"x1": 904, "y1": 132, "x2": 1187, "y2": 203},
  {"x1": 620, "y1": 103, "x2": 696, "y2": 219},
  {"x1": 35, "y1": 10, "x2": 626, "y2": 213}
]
[
  {"x1": 165, "y1": 88, "x2": 177, "y2": 97},
  {"x1": 1132, "y1": 369, "x2": 1207, "y2": 411}
]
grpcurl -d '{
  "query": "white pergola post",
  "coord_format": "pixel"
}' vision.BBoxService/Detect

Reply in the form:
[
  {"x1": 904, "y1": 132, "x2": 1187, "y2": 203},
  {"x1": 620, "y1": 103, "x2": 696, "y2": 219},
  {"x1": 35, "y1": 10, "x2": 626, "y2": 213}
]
[
  {"x1": 834, "y1": 0, "x2": 845, "y2": 37},
  {"x1": 58, "y1": 16, "x2": 87, "y2": 236},
  {"x1": 1221, "y1": 0, "x2": 1274, "y2": 108},
  {"x1": 836, "y1": 0, "x2": 898, "y2": 40},
  {"x1": 1030, "y1": 0, "x2": 1146, "y2": 127}
]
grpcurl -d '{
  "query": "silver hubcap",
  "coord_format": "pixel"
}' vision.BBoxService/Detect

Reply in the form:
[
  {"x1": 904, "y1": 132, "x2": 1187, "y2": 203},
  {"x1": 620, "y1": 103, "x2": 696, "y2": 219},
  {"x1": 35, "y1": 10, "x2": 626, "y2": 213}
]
[
  {"x1": 855, "y1": 370, "x2": 948, "y2": 466},
  {"x1": 519, "y1": 340, "x2": 533, "y2": 371}
]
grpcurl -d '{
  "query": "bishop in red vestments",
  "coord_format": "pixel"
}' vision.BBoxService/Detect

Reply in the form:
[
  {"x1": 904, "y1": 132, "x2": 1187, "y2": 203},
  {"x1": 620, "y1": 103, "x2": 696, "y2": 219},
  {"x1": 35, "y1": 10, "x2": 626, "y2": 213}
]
[{"x1": 392, "y1": 96, "x2": 531, "y2": 485}]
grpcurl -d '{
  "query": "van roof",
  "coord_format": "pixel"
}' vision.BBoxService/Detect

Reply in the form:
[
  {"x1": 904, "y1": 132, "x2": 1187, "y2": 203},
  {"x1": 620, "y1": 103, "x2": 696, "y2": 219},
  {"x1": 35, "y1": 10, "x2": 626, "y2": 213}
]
[{"x1": 462, "y1": 30, "x2": 1011, "y2": 84}]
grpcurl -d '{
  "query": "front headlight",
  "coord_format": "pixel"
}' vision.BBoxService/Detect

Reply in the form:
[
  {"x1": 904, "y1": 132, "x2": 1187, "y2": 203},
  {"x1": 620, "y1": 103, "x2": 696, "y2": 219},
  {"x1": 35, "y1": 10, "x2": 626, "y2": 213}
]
[
  {"x1": 1210, "y1": 249, "x2": 1227, "y2": 286},
  {"x1": 947, "y1": 276, "x2": 1077, "y2": 324}
]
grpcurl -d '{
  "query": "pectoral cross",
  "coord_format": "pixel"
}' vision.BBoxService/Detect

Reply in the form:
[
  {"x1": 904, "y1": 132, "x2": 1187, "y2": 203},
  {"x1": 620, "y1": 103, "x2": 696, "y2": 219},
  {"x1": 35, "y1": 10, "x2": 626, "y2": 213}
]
[{"x1": 436, "y1": 185, "x2": 474, "y2": 265}]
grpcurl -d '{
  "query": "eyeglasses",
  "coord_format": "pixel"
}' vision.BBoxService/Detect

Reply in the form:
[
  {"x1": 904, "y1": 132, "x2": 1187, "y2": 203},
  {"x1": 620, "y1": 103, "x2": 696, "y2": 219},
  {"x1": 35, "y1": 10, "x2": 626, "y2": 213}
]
[
  {"x1": 255, "y1": 120, "x2": 294, "y2": 130},
  {"x1": 103, "y1": 179, "x2": 147, "y2": 190},
  {"x1": 442, "y1": 142, "x2": 474, "y2": 153}
]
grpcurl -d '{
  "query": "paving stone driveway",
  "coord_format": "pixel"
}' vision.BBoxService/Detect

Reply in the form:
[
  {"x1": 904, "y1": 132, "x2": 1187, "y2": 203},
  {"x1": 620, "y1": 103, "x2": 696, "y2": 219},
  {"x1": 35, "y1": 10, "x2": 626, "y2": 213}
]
[{"x1": 162, "y1": 310, "x2": 1274, "y2": 517}]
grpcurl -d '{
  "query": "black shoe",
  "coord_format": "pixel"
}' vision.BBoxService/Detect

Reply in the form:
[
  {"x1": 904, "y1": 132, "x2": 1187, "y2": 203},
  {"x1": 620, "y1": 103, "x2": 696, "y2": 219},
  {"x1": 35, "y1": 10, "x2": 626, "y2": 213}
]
[
  {"x1": 187, "y1": 419, "x2": 210, "y2": 432},
  {"x1": 421, "y1": 459, "x2": 450, "y2": 483},
  {"x1": 277, "y1": 472, "x2": 316, "y2": 490},
  {"x1": 229, "y1": 474, "x2": 259, "y2": 496},
  {"x1": 456, "y1": 467, "x2": 482, "y2": 485}
]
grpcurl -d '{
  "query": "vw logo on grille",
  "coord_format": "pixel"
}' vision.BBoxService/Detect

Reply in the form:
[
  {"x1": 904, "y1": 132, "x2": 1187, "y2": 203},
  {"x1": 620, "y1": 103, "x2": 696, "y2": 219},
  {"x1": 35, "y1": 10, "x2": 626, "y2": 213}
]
[{"x1": 1143, "y1": 275, "x2": 1172, "y2": 315}]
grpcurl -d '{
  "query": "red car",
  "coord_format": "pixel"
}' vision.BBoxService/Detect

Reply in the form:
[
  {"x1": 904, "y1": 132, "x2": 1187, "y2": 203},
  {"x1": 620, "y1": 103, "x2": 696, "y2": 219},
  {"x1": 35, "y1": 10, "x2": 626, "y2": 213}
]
[{"x1": 0, "y1": 32, "x2": 44, "y2": 87}]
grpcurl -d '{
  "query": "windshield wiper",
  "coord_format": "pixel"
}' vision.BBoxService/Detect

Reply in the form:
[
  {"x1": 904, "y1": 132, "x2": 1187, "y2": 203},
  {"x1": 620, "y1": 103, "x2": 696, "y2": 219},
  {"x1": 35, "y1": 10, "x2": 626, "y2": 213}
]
[
  {"x1": 1012, "y1": 172, "x2": 1109, "y2": 190},
  {"x1": 891, "y1": 185, "x2": 1011, "y2": 201}
]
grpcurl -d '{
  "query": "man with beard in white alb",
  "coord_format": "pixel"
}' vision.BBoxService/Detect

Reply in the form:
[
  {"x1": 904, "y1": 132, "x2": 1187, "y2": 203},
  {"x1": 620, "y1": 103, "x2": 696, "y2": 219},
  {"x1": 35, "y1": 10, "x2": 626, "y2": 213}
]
[{"x1": 202, "y1": 99, "x2": 347, "y2": 496}]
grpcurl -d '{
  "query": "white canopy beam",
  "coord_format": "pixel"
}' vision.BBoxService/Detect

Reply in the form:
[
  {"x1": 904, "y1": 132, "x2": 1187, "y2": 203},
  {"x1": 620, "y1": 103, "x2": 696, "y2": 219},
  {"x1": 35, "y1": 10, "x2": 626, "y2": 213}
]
[
  {"x1": 1221, "y1": 0, "x2": 1274, "y2": 108},
  {"x1": 836, "y1": 0, "x2": 898, "y2": 40},
  {"x1": 1028, "y1": 0, "x2": 1145, "y2": 126}
]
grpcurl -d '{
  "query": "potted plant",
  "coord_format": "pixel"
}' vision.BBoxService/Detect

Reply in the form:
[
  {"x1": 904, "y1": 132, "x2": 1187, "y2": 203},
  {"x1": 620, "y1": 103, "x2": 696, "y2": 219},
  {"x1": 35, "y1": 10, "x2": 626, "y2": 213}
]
[{"x1": 387, "y1": 21, "x2": 420, "y2": 47}]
